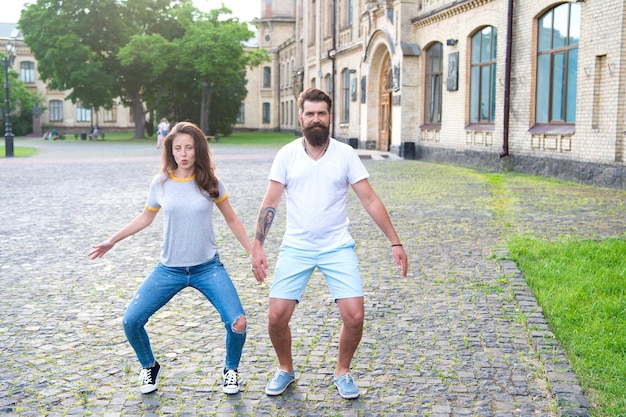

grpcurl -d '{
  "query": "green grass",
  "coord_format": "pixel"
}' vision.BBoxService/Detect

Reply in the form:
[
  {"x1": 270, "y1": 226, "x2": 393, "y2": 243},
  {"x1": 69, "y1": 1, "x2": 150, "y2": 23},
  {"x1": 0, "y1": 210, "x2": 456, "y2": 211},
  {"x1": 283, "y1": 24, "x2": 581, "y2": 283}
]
[
  {"x1": 0, "y1": 146, "x2": 37, "y2": 157},
  {"x1": 508, "y1": 235, "x2": 626, "y2": 417},
  {"x1": 1, "y1": 130, "x2": 295, "y2": 157},
  {"x1": 94, "y1": 130, "x2": 296, "y2": 145}
]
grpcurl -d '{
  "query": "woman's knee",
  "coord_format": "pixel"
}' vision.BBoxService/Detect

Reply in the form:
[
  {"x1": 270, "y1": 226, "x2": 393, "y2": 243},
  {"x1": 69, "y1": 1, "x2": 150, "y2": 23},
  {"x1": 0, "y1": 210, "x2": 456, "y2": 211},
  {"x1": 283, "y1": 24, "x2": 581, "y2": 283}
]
[{"x1": 232, "y1": 315, "x2": 246, "y2": 334}]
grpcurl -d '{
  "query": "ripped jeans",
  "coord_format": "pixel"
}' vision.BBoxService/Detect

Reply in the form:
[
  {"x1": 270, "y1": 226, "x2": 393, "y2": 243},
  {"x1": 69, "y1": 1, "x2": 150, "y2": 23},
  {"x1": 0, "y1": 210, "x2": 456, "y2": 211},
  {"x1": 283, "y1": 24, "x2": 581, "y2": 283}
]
[{"x1": 122, "y1": 254, "x2": 246, "y2": 370}]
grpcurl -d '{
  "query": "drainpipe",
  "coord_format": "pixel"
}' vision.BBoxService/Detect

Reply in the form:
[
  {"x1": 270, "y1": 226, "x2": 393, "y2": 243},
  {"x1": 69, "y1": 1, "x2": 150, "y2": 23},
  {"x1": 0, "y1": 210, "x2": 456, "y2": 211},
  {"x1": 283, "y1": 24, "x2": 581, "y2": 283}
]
[
  {"x1": 276, "y1": 47, "x2": 281, "y2": 131},
  {"x1": 331, "y1": 0, "x2": 337, "y2": 139},
  {"x1": 500, "y1": 0, "x2": 514, "y2": 158}
]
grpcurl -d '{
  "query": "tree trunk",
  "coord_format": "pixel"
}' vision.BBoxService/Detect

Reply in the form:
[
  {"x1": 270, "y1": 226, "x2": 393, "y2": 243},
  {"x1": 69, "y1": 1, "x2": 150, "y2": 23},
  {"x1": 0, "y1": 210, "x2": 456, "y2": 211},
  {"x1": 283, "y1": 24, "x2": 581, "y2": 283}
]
[{"x1": 130, "y1": 91, "x2": 146, "y2": 139}]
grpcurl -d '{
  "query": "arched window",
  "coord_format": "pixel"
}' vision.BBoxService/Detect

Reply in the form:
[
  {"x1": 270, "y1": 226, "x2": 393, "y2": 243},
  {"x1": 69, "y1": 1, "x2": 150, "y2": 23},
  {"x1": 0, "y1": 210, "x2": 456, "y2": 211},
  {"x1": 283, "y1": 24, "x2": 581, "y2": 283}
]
[
  {"x1": 424, "y1": 42, "x2": 443, "y2": 125},
  {"x1": 535, "y1": 3, "x2": 580, "y2": 124},
  {"x1": 469, "y1": 26, "x2": 497, "y2": 124},
  {"x1": 20, "y1": 61, "x2": 35, "y2": 83}
]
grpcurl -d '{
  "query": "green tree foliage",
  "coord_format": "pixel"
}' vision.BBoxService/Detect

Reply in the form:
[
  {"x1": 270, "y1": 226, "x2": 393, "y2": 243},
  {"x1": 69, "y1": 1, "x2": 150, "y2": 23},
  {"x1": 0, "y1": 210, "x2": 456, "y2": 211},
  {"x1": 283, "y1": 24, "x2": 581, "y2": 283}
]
[{"x1": 19, "y1": 0, "x2": 267, "y2": 138}]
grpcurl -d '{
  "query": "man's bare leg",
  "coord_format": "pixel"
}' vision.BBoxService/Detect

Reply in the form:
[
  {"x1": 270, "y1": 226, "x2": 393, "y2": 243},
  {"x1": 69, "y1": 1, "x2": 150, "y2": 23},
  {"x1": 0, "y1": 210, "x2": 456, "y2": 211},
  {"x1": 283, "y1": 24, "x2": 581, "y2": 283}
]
[
  {"x1": 335, "y1": 297, "x2": 364, "y2": 376},
  {"x1": 268, "y1": 297, "x2": 298, "y2": 372}
]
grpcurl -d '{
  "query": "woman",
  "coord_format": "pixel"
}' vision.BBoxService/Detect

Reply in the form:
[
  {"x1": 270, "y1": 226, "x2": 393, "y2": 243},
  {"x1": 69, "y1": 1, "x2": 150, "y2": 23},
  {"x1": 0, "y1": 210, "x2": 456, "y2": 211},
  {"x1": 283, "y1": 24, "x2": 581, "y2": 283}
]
[
  {"x1": 156, "y1": 117, "x2": 170, "y2": 150},
  {"x1": 89, "y1": 122, "x2": 256, "y2": 395}
]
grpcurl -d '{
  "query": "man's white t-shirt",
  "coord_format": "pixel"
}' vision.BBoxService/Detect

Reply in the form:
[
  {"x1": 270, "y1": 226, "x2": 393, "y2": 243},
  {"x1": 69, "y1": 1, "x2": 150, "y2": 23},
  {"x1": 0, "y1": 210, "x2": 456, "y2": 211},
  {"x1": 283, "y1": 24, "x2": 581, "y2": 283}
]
[{"x1": 269, "y1": 138, "x2": 369, "y2": 251}]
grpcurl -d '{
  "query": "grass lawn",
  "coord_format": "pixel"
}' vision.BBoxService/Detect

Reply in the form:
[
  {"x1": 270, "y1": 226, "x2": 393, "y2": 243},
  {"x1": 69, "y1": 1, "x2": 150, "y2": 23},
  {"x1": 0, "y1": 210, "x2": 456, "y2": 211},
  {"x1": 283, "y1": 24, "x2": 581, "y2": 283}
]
[
  {"x1": 0, "y1": 145, "x2": 37, "y2": 157},
  {"x1": 508, "y1": 235, "x2": 626, "y2": 417},
  {"x1": 92, "y1": 130, "x2": 296, "y2": 146},
  {"x1": 1, "y1": 130, "x2": 296, "y2": 157}
]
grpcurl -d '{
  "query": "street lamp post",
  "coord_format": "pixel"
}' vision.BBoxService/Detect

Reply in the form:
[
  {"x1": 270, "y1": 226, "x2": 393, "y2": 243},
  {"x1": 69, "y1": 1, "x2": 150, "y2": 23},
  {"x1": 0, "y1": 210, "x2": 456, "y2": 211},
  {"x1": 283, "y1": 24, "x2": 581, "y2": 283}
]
[{"x1": 4, "y1": 40, "x2": 16, "y2": 158}]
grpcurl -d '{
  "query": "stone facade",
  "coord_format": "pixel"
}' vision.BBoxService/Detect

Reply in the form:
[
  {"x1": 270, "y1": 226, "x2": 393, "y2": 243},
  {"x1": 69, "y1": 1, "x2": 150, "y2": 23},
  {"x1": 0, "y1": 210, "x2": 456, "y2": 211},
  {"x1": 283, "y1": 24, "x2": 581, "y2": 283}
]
[{"x1": 243, "y1": 0, "x2": 626, "y2": 189}]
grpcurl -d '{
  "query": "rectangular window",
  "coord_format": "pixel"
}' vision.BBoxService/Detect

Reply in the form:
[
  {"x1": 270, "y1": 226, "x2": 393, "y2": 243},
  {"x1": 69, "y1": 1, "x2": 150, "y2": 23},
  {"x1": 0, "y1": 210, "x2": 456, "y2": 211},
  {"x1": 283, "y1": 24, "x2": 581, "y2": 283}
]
[
  {"x1": 345, "y1": 0, "x2": 353, "y2": 26},
  {"x1": 20, "y1": 61, "x2": 35, "y2": 83},
  {"x1": 103, "y1": 108, "x2": 117, "y2": 122},
  {"x1": 49, "y1": 100, "x2": 63, "y2": 122},
  {"x1": 262, "y1": 102, "x2": 270, "y2": 124},
  {"x1": 236, "y1": 104, "x2": 245, "y2": 124},
  {"x1": 342, "y1": 70, "x2": 350, "y2": 123},
  {"x1": 263, "y1": 66, "x2": 271, "y2": 88},
  {"x1": 309, "y1": 0, "x2": 316, "y2": 44},
  {"x1": 76, "y1": 104, "x2": 91, "y2": 122}
]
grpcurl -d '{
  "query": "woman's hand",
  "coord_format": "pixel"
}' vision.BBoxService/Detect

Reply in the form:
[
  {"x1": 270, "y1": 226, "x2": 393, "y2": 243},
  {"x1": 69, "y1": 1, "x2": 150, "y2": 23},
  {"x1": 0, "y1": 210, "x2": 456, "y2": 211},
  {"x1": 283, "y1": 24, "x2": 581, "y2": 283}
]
[{"x1": 88, "y1": 240, "x2": 115, "y2": 260}]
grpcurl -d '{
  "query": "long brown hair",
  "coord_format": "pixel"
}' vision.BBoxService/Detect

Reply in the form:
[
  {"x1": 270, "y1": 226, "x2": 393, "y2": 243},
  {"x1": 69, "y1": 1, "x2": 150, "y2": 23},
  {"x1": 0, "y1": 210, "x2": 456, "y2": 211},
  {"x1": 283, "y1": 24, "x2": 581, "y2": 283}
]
[{"x1": 161, "y1": 122, "x2": 219, "y2": 198}]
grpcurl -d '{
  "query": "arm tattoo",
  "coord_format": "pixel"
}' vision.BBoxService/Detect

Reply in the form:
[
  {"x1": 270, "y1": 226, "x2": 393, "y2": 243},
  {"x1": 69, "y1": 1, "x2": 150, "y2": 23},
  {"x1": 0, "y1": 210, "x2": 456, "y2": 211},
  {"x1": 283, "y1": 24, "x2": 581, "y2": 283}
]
[{"x1": 256, "y1": 207, "x2": 276, "y2": 245}]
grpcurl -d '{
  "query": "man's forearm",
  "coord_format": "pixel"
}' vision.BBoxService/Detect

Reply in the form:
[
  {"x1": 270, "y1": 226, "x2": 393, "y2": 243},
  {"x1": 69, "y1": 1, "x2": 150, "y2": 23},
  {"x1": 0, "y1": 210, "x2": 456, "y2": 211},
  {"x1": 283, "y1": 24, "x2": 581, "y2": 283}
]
[{"x1": 255, "y1": 207, "x2": 276, "y2": 246}]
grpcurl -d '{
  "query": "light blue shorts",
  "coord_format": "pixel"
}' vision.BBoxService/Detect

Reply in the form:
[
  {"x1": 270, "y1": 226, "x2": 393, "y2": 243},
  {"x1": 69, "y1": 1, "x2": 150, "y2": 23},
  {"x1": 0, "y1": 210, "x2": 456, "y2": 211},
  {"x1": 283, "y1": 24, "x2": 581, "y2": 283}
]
[{"x1": 269, "y1": 240, "x2": 363, "y2": 302}]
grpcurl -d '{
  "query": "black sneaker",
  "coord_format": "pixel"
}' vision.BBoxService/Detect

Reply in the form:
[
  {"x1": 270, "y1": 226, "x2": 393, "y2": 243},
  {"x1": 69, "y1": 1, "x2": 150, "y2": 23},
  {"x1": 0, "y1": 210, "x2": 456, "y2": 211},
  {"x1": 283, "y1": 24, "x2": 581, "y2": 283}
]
[
  {"x1": 139, "y1": 361, "x2": 161, "y2": 394},
  {"x1": 223, "y1": 368, "x2": 240, "y2": 394}
]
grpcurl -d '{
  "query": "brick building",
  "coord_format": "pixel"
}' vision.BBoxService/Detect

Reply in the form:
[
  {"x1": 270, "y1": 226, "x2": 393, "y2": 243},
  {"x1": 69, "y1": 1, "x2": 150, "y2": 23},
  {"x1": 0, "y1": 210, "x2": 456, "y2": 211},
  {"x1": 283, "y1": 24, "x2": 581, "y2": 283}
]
[{"x1": 241, "y1": 0, "x2": 626, "y2": 189}]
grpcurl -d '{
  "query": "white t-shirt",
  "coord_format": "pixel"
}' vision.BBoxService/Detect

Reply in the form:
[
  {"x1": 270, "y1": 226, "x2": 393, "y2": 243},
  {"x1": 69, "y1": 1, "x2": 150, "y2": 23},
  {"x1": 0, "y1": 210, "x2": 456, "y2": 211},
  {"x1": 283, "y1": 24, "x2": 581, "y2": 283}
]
[
  {"x1": 146, "y1": 173, "x2": 227, "y2": 266},
  {"x1": 269, "y1": 138, "x2": 369, "y2": 250},
  {"x1": 158, "y1": 122, "x2": 170, "y2": 136}
]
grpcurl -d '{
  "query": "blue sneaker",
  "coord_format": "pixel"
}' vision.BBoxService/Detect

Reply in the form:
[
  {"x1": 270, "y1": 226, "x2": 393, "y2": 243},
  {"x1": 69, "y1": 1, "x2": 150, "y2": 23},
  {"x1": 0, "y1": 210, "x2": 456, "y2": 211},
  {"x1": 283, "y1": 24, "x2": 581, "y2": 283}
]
[
  {"x1": 333, "y1": 373, "x2": 360, "y2": 399},
  {"x1": 265, "y1": 369, "x2": 295, "y2": 395}
]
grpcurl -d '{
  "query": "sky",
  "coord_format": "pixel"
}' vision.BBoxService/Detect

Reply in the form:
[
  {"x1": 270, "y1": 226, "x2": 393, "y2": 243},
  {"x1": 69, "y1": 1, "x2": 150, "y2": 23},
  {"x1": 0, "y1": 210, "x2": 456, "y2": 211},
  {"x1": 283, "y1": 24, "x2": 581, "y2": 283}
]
[{"x1": 2, "y1": 0, "x2": 261, "y2": 24}]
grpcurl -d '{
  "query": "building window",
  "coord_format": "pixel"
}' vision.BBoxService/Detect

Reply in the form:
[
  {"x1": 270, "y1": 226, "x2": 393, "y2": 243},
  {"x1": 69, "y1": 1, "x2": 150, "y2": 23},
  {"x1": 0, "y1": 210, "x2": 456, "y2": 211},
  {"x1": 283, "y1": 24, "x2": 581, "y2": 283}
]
[
  {"x1": 341, "y1": 69, "x2": 350, "y2": 123},
  {"x1": 236, "y1": 104, "x2": 245, "y2": 124},
  {"x1": 20, "y1": 61, "x2": 35, "y2": 83},
  {"x1": 263, "y1": 66, "x2": 271, "y2": 88},
  {"x1": 536, "y1": 3, "x2": 580, "y2": 124},
  {"x1": 103, "y1": 107, "x2": 117, "y2": 122},
  {"x1": 49, "y1": 100, "x2": 63, "y2": 122},
  {"x1": 424, "y1": 42, "x2": 443, "y2": 125},
  {"x1": 281, "y1": 102, "x2": 285, "y2": 124},
  {"x1": 345, "y1": 0, "x2": 353, "y2": 27},
  {"x1": 309, "y1": 0, "x2": 316, "y2": 44},
  {"x1": 76, "y1": 103, "x2": 91, "y2": 122},
  {"x1": 325, "y1": 73, "x2": 333, "y2": 97},
  {"x1": 262, "y1": 102, "x2": 270, "y2": 124},
  {"x1": 325, "y1": 0, "x2": 332, "y2": 37},
  {"x1": 469, "y1": 26, "x2": 497, "y2": 124}
]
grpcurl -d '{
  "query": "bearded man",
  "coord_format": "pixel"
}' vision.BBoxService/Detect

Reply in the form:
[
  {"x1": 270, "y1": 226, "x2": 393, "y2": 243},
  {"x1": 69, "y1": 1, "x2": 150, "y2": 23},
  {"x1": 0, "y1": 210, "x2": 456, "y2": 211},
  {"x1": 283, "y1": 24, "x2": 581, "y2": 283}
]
[{"x1": 251, "y1": 87, "x2": 408, "y2": 399}]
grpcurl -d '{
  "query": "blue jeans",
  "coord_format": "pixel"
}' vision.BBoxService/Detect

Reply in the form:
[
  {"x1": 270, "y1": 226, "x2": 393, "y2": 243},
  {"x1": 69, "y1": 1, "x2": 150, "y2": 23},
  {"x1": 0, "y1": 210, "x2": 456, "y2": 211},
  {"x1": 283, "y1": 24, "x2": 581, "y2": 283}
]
[{"x1": 122, "y1": 254, "x2": 246, "y2": 370}]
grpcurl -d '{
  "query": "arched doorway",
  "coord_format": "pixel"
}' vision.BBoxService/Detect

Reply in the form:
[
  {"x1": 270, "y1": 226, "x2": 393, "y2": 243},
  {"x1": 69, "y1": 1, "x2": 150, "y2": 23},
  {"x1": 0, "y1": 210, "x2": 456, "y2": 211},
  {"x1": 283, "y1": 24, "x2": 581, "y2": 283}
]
[{"x1": 378, "y1": 54, "x2": 393, "y2": 151}]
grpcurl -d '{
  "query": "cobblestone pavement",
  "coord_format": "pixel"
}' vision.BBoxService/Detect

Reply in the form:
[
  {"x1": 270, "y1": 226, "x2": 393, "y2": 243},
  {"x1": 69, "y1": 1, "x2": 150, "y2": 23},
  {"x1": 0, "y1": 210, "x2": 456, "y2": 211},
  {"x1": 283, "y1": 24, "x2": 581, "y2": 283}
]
[{"x1": 1, "y1": 138, "x2": 625, "y2": 416}]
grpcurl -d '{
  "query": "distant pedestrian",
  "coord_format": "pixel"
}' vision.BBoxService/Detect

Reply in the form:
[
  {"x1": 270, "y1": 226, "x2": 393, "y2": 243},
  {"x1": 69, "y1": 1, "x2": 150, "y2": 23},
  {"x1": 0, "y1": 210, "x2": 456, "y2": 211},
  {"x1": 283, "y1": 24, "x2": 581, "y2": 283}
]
[
  {"x1": 156, "y1": 117, "x2": 170, "y2": 150},
  {"x1": 89, "y1": 121, "x2": 256, "y2": 395},
  {"x1": 89, "y1": 126, "x2": 101, "y2": 141},
  {"x1": 251, "y1": 88, "x2": 408, "y2": 399}
]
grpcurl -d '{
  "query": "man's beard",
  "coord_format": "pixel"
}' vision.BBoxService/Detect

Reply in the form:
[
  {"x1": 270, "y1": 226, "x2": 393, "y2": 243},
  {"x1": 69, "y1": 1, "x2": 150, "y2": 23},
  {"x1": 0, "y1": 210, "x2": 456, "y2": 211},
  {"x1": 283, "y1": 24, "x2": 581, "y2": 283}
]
[{"x1": 303, "y1": 124, "x2": 329, "y2": 147}]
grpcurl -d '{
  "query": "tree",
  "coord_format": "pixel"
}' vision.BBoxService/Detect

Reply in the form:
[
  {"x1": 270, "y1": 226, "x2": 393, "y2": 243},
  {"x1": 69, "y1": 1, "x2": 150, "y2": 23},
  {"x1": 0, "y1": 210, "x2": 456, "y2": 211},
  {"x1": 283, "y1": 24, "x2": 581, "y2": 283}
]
[
  {"x1": 176, "y1": 8, "x2": 268, "y2": 136},
  {"x1": 19, "y1": 0, "x2": 267, "y2": 139}
]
